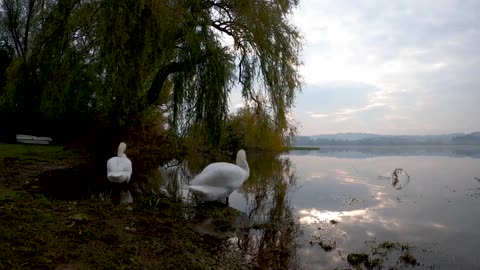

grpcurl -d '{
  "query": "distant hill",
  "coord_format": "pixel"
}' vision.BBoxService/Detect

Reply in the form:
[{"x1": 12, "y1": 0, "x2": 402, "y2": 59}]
[
  {"x1": 293, "y1": 132, "x2": 480, "y2": 146},
  {"x1": 451, "y1": 132, "x2": 480, "y2": 144},
  {"x1": 310, "y1": 133, "x2": 382, "y2": 141}
]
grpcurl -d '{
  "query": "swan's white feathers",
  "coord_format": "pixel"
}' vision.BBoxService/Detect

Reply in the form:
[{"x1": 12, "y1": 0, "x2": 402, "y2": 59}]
[
  {"x1": 187, "y1": 149, "x2": 249, "y2": 203},
  {"x1": 191, "y1": 162, "x2": 247, "y2": 187},
  {"x1": 107, "y1": 156, "x2": 132, "y2": 183},
  {"x1": 106, "y1": 142, "x2": 132, "y2": 183}
]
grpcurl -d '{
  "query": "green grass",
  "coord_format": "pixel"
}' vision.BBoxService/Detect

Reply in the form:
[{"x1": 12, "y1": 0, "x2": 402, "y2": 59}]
[
  {"x1": 0, "y1": 187, "x2": 249, "y2": 269},
  {"x1": 0, "y1": 142, "x2": 75, "y2": 161},
  {"x1": 0, "y1": 142, "x2": 298, "y2": 269},
  {"x1": 0, "y1": 142, "x2": 87, "y2": 190},
  {"x1": 0, "y1": 143, "x2": 251, "y2": 269}
]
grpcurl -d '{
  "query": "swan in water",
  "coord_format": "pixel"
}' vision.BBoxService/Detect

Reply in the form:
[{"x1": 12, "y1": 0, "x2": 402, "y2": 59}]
[
  {"x1": 187, "y1": 150, "x2": 249, "y2": 205},
  {"x1": 107, "y1": 142, "x2": 132, "y2": 183}
]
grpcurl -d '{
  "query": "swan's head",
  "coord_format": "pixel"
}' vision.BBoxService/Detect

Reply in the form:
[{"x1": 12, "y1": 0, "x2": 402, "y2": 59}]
[{"x1": 236, "y1": 149, "x2": 247, "y2": 163}]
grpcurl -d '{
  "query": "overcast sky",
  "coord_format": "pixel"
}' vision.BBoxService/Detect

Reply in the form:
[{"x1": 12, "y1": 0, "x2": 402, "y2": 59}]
[{"x1": 288, "y1": 0, "x2": 480, "y2": 135}]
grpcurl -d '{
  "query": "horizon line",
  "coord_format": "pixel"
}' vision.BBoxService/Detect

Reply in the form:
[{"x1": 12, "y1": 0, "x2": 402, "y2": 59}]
[{"x1": 297, "y1": 131, "x2": 480, "y2": 137}]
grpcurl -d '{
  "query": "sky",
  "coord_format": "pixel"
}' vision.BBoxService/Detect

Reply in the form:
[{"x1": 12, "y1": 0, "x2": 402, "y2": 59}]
[{"x1": 287, "y1": 0, "x2": 480, "y2": 135}]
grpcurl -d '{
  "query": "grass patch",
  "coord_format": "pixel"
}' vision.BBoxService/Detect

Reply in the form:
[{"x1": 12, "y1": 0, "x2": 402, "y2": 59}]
[
  {"x1": 346, "y1": 253, "x2": 383, "y2": 269},
  {"x1": 0, "y1": 142, "x2": 89, "y2": 189},
  {"x1": 345, "y1": 240, "x2": 422, "y2": 269},
  {"x1": 378, "y1": 241, "x2": 398, "y2": 250},
  {"x1": 0, "y1": 188, "x2": 249, "y2": 269},
  {"x1": 0, "y1": 145, "x2": 252, "y2": 269},
  {"x1": 317, "y1": 240, "x2": 336, "y2": 252},
  {"x1": 399, "y1": 252, "x2": 418, "y2": 266},
  {"x1": 0, "y1": 142, "x2": 74, "y2": 161}
]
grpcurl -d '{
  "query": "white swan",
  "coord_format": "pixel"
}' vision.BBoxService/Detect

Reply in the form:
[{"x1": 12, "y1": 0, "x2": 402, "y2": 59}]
[
  {"x1": 106, "y1": 142, "x2": 132, "y2": 183},
  {"x1": 187, "y1": 150, "x2": 250, "y2": 205}
]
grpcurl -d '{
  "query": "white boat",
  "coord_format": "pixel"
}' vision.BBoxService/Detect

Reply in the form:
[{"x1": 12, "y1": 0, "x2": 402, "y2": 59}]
[{"x1": 16, "y1": 134, "x2": 53, "y2": 145}]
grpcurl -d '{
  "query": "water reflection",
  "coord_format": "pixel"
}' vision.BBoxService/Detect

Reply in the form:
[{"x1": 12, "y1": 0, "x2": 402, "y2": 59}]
[
  {"x1": 37, "y1": 151, "x2": 301, "y2": 270},
  {"x1": 140, "y1": 159, "x2": 189, "y2": 201},
  {"x1": 34, "y1": 146, "x2": 480, "y2": 269},
  {"x1": 239, "y1": 155, "x2": 299, "y2": 269},
  {"x1": 35, "y1": 164, "x2": 107, "y2": 201},
  {"x1": 32, "y1": 150, "x2": 301, "y2": 269},
  {"x1": 110, "y1": 185, "x2": 133, "y2": 204},
  {"x1": 291, "y1": 145, "x2": 480, "y2": 159},
  {"x1": 147, "y1": 152, "x2": 300, "y2": 269},
  {"x1": 289, "y1": 151, "x2": 480, "y2": 269},
  {"x1": 34, "y1": 163, "x2": 138, "y2": 206}
]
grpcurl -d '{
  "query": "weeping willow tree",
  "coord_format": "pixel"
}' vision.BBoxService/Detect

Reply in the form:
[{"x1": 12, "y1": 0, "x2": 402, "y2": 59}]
[
  {"x1": 220, "y1": 102, "x2": 297, "y2": 152},
  {"x1": 1, "y1": 0, "x2": 302, "y2": 146}
]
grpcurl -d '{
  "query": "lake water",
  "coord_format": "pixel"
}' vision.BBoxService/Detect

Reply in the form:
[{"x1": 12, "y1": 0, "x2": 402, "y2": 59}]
[
  {"x1": 36, "y1": 146, "x2": 480, "y2": 269},
  {"x1": 284, "y1": 146, "x2": 480, "y2": 269},
  {"x1": 140, "y1": 146, "x2": 479, "y2": 269}
]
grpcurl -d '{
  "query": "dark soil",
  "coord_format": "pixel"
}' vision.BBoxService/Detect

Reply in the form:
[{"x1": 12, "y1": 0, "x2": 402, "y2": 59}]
[{"x1": 0, "y1": 143, "x2": 251, "y2": 269}]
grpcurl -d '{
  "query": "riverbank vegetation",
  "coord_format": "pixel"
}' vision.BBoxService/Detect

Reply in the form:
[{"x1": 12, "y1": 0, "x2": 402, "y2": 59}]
[
  {"x1": 1, "y1": 1, "x2": 303, "y2": 268},
  {"x1": 0, "y1": 142, "x2": 299, "y2": 269},
  {"x1": 0, "y1": 0, "x2": 302, "y2": 154}
]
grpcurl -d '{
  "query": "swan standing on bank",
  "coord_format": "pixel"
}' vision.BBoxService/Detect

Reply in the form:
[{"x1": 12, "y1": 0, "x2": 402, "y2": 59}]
[
  {"x1": 187, "y1": 150, "x2": 250, "y2": 205},
  {"x1": 107, "y1": 142, "x2": 132, "y2": 183}
]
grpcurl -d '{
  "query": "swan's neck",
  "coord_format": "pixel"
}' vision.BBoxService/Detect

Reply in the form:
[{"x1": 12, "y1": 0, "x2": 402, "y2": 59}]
[
  {"x1": 117, "y1": 142, "x2": 127, "y2": 158},
  {"x1": 237, "y1": 159, "x2": 249, "y2": 176}
]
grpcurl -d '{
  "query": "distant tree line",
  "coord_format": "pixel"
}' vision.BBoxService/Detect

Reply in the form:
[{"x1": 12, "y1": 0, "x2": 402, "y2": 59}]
[{"x1": 294, "y1": 133, "x2": 480, "y2": 146}]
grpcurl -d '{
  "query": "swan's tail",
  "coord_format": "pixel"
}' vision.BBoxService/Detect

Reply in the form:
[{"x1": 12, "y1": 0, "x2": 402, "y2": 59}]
[
  {"x1": 117, "y1": 142, "x2": 127, "y2": 157},
  {"x1": 107, "y1": 172, "x2": 130, "y2": 183}
]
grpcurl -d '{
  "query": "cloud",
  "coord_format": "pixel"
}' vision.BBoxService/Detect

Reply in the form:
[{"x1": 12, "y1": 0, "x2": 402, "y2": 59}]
[
  {"x1": 292, "y1": 0, "x2": 480, "y2": 135},
  {"x1": 310, "y1": 114, "x2": 329, "y2": 118},
  {"x1": 307, "y1": 102, "x2": 390, "y2": 123},
  {"x1": 334, "y1": 102, "x2": 388, "y2": 116}
]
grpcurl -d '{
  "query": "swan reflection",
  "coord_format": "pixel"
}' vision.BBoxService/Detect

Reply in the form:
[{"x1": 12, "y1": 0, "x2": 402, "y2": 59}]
[
  {"x1": 154, "y1": 153, "x2": 300, "y2": 269},
  {"x1": 109, "y1": 185, "x2": 133, "y2": 204}
]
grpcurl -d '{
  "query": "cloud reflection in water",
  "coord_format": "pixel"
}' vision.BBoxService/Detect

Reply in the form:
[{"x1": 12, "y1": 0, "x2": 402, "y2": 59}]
[
  {"x1": 138, "y1": 148, "x2": 480, "y2": 269},
  {"x1": 289, "y1": 149, "x2": 480, "y2": 269}
]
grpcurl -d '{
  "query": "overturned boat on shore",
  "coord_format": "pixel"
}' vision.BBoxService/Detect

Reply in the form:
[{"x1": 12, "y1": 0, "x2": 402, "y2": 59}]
[{"x1": 16, "y1": 134, "x2": 53, "y2": 145}]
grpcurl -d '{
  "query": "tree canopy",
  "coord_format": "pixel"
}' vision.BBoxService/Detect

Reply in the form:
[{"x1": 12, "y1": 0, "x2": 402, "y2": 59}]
[{"x1": 0, "y1": 0, "x2": 302, "y2": 148}]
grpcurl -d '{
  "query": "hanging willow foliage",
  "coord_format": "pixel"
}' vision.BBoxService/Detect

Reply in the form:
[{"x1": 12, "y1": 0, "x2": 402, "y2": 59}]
[{"x1": 1, "y1": 0, "x2": 302, "y2": 145}]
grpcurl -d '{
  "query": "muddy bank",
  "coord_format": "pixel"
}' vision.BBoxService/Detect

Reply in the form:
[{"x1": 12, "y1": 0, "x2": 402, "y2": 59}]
[{"x1": 0, "y1": 144, "x2": 254, "y2": 269}]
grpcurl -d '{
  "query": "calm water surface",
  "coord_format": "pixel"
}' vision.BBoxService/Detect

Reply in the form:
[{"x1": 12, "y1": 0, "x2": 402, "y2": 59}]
[
  {"x1": 286, "y1": 147, "x2": 480, "y2": 269},
  {"x1": 36, "y1": 146, "x2": 480, "y2": 269},
  {"x1": 150, "y1": 146, "x2": 480, "y2": 269}
]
